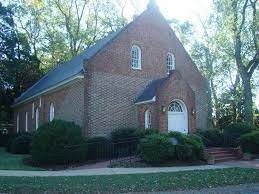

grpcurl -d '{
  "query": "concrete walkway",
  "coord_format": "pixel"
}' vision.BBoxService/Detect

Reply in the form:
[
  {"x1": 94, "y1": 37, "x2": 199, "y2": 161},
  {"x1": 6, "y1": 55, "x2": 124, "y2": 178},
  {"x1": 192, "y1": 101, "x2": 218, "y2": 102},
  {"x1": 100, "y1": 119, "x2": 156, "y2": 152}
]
[
  {"x1": 0, "y1": 165, "x2": 234, "y2": 177},
  {"x1": 0, "y1": 159, "x2": 258, "y2": 177}
]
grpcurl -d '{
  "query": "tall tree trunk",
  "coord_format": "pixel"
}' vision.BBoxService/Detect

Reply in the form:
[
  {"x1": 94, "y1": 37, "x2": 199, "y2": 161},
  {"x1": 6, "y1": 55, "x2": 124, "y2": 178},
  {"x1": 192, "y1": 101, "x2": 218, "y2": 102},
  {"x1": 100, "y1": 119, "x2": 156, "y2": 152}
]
[
  {"x1": 241, "y1": 74, "x2": 253, "y2": 124},
  {"x1": 211, "y1": 80, "x2": 220, "y2": 126},
  {"x1": 206, "y1": 79, "x2": 213, "y2": 128}
]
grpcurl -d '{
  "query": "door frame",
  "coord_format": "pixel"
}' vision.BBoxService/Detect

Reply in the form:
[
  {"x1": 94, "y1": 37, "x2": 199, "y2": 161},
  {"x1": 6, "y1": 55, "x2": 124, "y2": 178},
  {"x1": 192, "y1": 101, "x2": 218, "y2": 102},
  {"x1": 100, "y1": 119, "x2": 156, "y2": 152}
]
[{"x1": 167, "y1": 99, "x2": 188, "y2": 134}]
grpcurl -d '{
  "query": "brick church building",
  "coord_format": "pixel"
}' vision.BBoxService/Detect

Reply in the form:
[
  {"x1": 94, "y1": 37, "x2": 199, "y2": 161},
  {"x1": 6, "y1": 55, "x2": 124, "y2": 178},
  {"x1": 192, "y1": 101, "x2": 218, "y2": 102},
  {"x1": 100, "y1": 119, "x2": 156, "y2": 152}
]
[{"x1": 13, "y1": 0, "x2": 208, "y2": 136}]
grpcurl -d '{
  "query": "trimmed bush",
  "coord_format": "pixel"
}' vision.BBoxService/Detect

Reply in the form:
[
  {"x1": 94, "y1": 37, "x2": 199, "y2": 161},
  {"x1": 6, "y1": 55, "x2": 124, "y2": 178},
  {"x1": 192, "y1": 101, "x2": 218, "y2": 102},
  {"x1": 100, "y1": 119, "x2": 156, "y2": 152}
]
[
  {"x1": 7, "y1": 133, "x2": 33, "y2": 154},
  {"x1": 86, "y1": 136, "x2": 111, "y2": 160},
  {"x1": 111, "y1": 128, "x2": 159, "y2": 142},
  {"x1": 168, "y1": 132, "x2": 204, "y2": 161},
  {"x1": 111, "y1": 128, "x2": 139, "y2": 142},
  {"x1": 31, "y1": 120, "x2": 87, "y2": 165},
  {"x1": 0, "y1": 133, "x2": 13, "y2": 147},
  {"x1": 240, "y1": 131, "x2": 259, "y2": 154},
  {"x1": 134, "y1": 128, "x2": 160, "y2": 138},
  {"x1": 138, "y1": 134, "x2": 175, "y2": 164},
  {"x1": 198, "y1": 129, "x2": 223, "y2": 147}
]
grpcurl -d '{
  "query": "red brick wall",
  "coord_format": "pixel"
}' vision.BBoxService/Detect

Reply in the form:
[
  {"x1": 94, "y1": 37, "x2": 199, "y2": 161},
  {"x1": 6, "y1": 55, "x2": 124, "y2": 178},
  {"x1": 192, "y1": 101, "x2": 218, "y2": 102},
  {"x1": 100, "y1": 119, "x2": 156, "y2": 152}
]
[
  {"x1": 14, "y1": 80, "x2": 84, "y2": 133},
  {"x1": 156, "y1": 71, "x2": 196, "y2": 133},
  {"x1": 84, "y1": 6, "x2": 208, "y2": 135}
]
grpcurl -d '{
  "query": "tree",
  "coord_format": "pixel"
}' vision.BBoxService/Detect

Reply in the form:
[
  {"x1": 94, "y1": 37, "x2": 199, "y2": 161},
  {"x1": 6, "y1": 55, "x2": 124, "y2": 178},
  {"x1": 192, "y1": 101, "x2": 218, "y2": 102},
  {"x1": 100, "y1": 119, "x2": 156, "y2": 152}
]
[
  {"x1": 214, "y1": 0, "x2": 258, "y2": 124},
  {"x1": 0, "y1": 2, "x2": 42, "y2": 124},
  {"x1": 10, "y1": 0, "x2": 127, "y2": 70}
]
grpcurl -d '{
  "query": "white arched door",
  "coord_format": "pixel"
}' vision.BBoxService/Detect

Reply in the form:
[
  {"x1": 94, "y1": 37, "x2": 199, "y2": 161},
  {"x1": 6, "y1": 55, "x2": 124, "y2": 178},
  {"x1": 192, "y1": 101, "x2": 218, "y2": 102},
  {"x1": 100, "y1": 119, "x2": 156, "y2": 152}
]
[{"x1": 168, "y1": 100, "x2": 188, "y2": 134}]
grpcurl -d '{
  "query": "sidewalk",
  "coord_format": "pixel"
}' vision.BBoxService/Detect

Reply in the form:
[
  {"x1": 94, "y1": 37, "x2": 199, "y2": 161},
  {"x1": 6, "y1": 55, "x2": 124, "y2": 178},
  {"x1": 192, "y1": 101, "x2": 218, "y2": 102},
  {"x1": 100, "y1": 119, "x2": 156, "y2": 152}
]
[
  {"x1": 0, "y1": 159, "x2": 258, "y2": 177},
  {"x1": 0, "y1": 165, "x2": 232, "y2": 177}
]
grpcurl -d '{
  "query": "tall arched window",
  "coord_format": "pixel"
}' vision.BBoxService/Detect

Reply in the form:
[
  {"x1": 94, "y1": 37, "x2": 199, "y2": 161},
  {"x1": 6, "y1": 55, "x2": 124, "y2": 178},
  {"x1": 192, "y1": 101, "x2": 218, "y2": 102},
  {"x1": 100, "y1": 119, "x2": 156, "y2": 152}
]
[
  {"x1": 35, "y1": 108, "x2": 39, "y2": 129},
  {"x1": 166, "y1": 53, "x2": 175, "y2": 74},
  {"x1": 131, "y1": 45, "x2": 141, "y2": 69},
  {"x1": 16, "y1": 114, "x2": 19, "y2": 133},
  {"x1": 145, "y1": 109, "x2": 151, "y2": 129},
  {"x1": 49, "y1": 103, "x2": 55, "y2": 122},
  {"x1": 25, "y1": 112, "x2": 28, "y2": 132}
]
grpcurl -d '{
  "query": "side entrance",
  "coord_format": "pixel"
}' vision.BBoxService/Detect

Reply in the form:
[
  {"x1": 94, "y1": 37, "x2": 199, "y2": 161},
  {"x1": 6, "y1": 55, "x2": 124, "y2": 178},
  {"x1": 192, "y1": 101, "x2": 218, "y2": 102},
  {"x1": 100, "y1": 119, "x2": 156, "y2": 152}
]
[{"x1": 168, "y1": 100, "x2": 188, "y2": 134}]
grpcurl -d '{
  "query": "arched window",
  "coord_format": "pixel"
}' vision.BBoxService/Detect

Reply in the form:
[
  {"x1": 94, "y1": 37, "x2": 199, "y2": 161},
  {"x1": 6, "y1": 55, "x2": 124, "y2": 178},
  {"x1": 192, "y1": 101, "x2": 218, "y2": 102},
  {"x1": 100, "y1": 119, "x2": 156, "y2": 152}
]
[
  {"x1": 131, "y1": 45, "x2": 141, "y2": 69},
  {"x1": 145, "y1": 109, "x2": 151, "y2": 129},
  {"x1": 166, "y1": 53, "x2": 175, "y2": 74},
  {"x1": 16, "y1": 114, "x2": 19, "y2": 133},
  {"x1": 168, "y1": 101, "x2": 183, "y2": 112},
  {"x1": 35, "y1": 108, "x2": 39, "y2": 130},
  {"x1": 25, "y1": 112, "x2": 28, "y2": 132},
  {"x1": 49, "y1": 103, "x2": 55, "y2": 122}
]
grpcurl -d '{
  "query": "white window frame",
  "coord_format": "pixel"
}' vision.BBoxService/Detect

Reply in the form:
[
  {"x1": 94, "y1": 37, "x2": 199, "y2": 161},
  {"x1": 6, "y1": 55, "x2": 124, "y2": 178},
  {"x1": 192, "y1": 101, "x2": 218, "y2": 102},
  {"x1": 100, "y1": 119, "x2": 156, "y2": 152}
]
[
  {"x1": 49, "y1": 103, "x2": 55, "y2": 122},
  {"x1": 32, "y1": 102, "x2": 35, "y2": 119},
  {"x1": 25, "y1": 112, "x2": 28, "y2": 132},
  {"x1": 131, "y1": 45, "x2": 142, "y2": 70},
  {"x1": 145, "y1": 109, "x2": 151, "y2": 129},
  {"x1": 39, "y1": 97, "x2": 42, "y2": 107},
  {"x1": 166, "y1": 52, "x2": 175, "y2": 74},
  {"x1": 35, "y1": 108, "x2": 39, "y2": 129},
  {"x1": 16, "y1": 114, "x2": 19, "y2": 133}
]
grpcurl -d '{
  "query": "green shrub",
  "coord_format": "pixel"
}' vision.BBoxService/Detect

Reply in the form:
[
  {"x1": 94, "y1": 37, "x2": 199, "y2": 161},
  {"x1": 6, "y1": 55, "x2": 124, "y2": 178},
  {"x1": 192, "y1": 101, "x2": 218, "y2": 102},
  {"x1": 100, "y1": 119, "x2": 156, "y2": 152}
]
[
  {"x1": 111, "y1": 128, "x2": 139, "y2": 142},
  {"x1": 224, "y1": 122, "x2": 256, "y2": 136},
  {"x1": 7, "y1": 133, "x2": 33, "y2": 154},
  {"x1": 0, "y1": 133, "x2": 14, "y2": 147},
  {"x1": 198, "y1": 129, "x2": 223, "y2": 147},
  {"x1": 134, "y1": 128, "x2": 159, "y2": 138},
  {"x1": 224, "y1": 122, "x2": 257, "y2": 147},
  {"x1": 138, "y1": 134, "x2": 175, "y2": 164},
  {"x1": 31, "y1": 120, "x2": 87, "y2": 165},
  {"x1": 240, "y1": 131, "x2": 259, "y2": 154},
  {"x1": 168, "y1": 132, "x2": 204, "y2": 161},
  {"x1": 86, "y1": 136, "x2": 111, "y2": 160}
]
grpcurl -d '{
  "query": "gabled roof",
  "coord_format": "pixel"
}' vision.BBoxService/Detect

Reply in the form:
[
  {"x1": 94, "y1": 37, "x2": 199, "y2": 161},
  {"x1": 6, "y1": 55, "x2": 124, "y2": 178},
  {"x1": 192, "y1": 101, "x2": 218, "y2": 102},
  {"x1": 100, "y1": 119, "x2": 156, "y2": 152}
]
[
  {"x1": 135, "y1": 77, "x2": 167, "y2": 104},
  {"x1": 13, "y1": 28, "x2": 124, "y2": 106}
]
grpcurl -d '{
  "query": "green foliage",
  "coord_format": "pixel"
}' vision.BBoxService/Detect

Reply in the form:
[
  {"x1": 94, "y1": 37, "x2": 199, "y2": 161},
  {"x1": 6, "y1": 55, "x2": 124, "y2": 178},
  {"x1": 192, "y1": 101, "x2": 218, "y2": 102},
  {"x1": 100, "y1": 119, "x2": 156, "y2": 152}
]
[
  {"x1": 224, "y1": 122, "x2": 256, "y2": 137},
  {"x1": 168, "y1": 132, "x2": 204, "y2": 161},
  {"x1": 111, "y1": 128, "x2": 138, "y2": 142},
  {"x1": 86, "y1": 136, "x2": 111, "y2": 160},
  {"x1": 240, "y1": 131, "x2": 259, "y2": 154},
  {"x1": 31, "y1": 120, "x2": 86, "y2": 165},
  {"x1": 138, "y1": 134, "x2": 174, "y2": 164},
  {"x1": 198, "y1": 129, "x2": 224, "y2": 147},
  {"x1": 7, "y1": 133, "x2": 33, "y2": 154},
  {"x1": 0, "y1": 2, "x2": 42, "y2": 124}
]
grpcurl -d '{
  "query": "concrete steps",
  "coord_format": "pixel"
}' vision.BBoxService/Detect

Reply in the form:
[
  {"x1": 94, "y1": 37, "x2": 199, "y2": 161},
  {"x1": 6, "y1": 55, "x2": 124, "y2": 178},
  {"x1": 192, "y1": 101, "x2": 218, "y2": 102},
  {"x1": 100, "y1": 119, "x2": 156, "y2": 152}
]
[{"x1": 205, "y1": 147, "x2": 240, "y2": 163}]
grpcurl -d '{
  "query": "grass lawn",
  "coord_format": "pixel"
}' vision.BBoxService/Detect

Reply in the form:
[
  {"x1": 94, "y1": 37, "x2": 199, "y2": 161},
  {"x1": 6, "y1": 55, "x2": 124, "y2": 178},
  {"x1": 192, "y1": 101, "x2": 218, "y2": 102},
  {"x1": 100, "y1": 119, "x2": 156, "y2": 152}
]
[
  {"x1": 0, "y1": 147, "x2": 43, "y2": 171},
  {"x1": 0, "y1": 168, "x2": 259, "y2": 193}
]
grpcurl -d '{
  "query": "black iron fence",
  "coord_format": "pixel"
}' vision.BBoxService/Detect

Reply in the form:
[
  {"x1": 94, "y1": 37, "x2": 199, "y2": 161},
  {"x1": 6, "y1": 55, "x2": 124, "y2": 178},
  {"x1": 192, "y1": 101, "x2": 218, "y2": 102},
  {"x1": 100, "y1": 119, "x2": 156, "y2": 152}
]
[{"x1": 64, "y1": 137, "x2": 140, "y2": 165}]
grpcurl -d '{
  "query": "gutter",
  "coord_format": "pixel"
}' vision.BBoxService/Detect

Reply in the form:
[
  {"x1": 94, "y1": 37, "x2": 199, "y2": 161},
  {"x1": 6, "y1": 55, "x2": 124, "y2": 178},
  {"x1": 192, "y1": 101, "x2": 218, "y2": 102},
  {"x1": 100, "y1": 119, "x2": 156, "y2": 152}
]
[
  {"x1": 135, "y1": 96, "x2": 156, "y2": 105},
  {"x1": 12, "y1": 74, "x2": 84, "y2": 108}
]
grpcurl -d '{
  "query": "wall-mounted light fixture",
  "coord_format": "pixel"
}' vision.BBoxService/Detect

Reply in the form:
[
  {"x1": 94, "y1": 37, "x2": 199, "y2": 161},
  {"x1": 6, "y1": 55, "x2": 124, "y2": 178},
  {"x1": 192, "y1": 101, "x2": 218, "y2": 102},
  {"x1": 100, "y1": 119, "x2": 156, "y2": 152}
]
[
  {"x1": 161, "y1": 106, "x2": 166, "y2": 113},
  {"x1": 192, "y1": 108, "x2": 195, "y2": 115}
]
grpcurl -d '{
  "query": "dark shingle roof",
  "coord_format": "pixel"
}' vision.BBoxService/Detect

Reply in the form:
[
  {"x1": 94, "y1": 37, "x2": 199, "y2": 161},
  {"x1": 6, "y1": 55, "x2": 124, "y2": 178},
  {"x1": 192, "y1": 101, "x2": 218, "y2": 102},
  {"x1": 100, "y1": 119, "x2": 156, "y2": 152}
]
[
  {"x1": 14, "y1": 28, "x2": 123, "y2": 105},
  {"x1": 135, "y1": 77, "x2": 167, "y2": 104}
]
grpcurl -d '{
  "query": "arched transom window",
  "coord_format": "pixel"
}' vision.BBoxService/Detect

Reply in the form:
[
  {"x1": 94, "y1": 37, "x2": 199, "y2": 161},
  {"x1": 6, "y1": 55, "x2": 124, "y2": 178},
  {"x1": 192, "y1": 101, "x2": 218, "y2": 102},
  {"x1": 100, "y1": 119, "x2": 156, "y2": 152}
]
[
  {"x1": 131, "y1": 45, "x2": 141, "y2": 69},
  {"x1": 49, "y1": 103, "x2": 55, "y2": 122},
  {"x1": 166, "y1": 53, "x2": 175, "y2": 74},
  {"x1": 145, "y1": 109, "x2": 151, "y2": 129},
  {"x1": 168, "y1": 101, "x2": 183, "y2": 112}
]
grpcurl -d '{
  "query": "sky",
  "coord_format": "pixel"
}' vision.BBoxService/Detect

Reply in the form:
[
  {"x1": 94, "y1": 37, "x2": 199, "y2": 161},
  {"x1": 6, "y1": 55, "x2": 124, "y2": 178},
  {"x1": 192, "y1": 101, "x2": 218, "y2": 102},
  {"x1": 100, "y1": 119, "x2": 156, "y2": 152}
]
[{"x1": 123, "y1": 0, "x2": 213, "y2": 30}]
